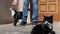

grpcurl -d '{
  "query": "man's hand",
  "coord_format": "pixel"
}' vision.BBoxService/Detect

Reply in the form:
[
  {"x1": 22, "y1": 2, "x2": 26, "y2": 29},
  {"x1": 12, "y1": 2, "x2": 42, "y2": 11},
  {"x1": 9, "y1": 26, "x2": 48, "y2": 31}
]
[{"x1": 12, "y1": 0, "x2": 17, "y2": 6}]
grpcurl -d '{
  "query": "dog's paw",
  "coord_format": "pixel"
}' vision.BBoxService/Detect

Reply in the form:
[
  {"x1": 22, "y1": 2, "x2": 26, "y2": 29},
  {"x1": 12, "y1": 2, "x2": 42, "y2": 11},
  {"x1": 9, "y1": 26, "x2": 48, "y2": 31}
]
[
  {"x1": 50, "y1": 31, "x2": 55, "y2": 34},
  {"x1": 13, "y1": 24, "x2": 16, "y2": 27}
]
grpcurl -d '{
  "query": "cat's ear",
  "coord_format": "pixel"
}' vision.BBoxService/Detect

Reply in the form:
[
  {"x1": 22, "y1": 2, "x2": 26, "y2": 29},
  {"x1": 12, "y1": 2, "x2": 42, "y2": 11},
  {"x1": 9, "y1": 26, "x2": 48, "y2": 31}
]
[
  {"x1": 43, "y1": 15, "x2": 46, "y2": 17},
  {"x1": 43, "y1": 15, "x2": 45, "y2": 17},
  {"x1": 51, "y1": 15, "x2": 53, "y2": 17},
  {"x1": 44, "y1": 16, "x2": 46, "y2": 18},
  {"x1": 44, "y1": 16, "x2": 45, "y2": 17}
]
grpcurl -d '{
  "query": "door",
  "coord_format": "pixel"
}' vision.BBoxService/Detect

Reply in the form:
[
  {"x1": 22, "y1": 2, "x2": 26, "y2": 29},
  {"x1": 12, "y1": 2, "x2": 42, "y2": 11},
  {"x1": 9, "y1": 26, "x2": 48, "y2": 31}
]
[{"x1": 38, "y1": 0, "x2": 60, "y2": 21}]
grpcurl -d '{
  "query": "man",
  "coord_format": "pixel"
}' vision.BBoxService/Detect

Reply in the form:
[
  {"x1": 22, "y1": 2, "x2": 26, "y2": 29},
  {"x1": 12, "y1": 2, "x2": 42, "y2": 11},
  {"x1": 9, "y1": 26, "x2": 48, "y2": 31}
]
[{"x1": 12, "y1": 0, "x2": 38, "y2": 25}]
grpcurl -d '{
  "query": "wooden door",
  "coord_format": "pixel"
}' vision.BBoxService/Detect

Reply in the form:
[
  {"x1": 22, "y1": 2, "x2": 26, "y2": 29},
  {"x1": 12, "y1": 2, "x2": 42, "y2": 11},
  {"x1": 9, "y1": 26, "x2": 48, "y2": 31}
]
[{"x1": 38, "y1": 0, "x2": 60, "y2": 21}]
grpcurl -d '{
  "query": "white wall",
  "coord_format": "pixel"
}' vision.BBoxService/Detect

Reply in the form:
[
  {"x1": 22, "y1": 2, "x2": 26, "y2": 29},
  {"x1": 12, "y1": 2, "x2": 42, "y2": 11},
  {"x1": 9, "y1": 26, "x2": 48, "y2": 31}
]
[
  {"x1": 17, "y1": 0, "x2": 30, "y2": 11},
  {"x1": 17, "y1": 0, "x2": 24, "y2": 11}
]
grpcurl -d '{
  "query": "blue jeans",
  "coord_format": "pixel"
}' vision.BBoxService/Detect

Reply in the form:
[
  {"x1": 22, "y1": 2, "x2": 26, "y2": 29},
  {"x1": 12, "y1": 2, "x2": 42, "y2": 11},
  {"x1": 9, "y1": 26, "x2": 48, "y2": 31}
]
[{"x1": 22, "y1": 0, "x2": 38, "y2": 23}]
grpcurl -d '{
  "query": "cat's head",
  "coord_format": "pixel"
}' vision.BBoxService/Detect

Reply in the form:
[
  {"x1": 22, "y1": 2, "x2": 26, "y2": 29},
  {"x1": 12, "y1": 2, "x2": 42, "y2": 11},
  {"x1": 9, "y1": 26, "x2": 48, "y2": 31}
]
[
  {"x1": 43, "y1": 15, "x2": 53, "y2": 29},
  {"x1": 43, "y1": 15, "x2": 53, "y2": 26},
  {"x1": 43, "y1": 15, "x2": 53, "y2": 23}
]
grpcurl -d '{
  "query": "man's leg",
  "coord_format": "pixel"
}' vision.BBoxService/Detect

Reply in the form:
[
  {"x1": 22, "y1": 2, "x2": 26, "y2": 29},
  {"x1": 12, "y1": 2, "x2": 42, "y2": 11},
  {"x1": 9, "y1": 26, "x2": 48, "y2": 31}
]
[
  {"x1": 20, "y1": 0, "x2": 29, "y2": 25},
  {"x1": 32, "y1": 0, "x2": 38, "y2": 25}
]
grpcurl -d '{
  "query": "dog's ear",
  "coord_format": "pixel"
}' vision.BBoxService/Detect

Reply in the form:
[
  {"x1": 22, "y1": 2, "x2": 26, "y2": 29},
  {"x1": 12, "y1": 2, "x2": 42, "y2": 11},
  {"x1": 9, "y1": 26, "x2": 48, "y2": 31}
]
[{"x1": 10, "y1": 7, "x2": 13, "y2": 10}]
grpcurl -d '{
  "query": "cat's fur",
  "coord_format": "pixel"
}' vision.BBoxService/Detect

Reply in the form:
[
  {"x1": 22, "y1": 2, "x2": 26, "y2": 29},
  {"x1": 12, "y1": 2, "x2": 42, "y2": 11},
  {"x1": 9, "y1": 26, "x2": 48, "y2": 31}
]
[{"x1": 31, "y1": 16, "x2": 55, "y2": 34}]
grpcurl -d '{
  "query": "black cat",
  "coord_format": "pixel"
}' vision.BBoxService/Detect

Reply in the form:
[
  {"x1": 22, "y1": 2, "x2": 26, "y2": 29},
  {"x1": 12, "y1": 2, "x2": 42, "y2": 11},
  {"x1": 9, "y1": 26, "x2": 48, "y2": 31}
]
[
  {"x1": 31, "y1": 15, "x2": 55, "y2": 34},
  {"x1": 10, "y1": 8, "x2": 23, "y2": 26}
]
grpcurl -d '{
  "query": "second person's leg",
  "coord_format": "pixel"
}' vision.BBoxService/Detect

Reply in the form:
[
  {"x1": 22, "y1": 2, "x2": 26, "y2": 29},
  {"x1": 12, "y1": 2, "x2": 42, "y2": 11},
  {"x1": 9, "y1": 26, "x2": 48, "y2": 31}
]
[
  {"x1": 20, "y1": 0, "x2": 29, "y2": 25},
  {"x1": 32, "y1": 0, "x2": 38, "y2": 25}
]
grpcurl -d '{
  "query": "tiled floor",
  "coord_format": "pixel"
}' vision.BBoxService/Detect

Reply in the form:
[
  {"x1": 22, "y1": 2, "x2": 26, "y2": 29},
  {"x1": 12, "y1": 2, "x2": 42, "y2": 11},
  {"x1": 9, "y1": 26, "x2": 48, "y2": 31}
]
[
  {"x1": 53, "y1": 21, "x2": 60, "y2": 34},
  {"x1": 0, "y1": 21, "x2": 60, "y2": 34}
]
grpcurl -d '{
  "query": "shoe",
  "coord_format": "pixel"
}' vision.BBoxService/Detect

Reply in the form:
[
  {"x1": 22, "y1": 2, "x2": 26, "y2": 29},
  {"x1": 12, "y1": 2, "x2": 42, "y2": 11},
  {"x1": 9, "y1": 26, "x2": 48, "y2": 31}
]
[
  {"x1": 32, "y1": 23, "x2": 37, "y2": 25},
  {"x1": 32, "y1": 21, "x2": 38, "y2": 25},
  {"x1": 20, "y1": 21, "x2": 27, "y2": 26}
]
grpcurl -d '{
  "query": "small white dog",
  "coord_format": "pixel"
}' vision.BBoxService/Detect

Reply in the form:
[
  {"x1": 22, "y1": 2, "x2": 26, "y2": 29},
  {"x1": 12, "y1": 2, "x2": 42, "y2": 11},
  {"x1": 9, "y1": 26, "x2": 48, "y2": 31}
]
[{"x1": 10, "y1": 8, "x2": 23, "y2": 26}]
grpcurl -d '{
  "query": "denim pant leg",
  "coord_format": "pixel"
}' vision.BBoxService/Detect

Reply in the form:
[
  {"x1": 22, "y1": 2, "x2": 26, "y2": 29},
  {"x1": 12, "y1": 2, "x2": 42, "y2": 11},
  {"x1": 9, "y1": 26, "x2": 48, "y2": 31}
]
[
  {"x1": 22, "y1": 0, "x2": 29, "y2": 22},
  {"x1": 32, "y1": 0, "x2": 38, "y2": 22}
]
